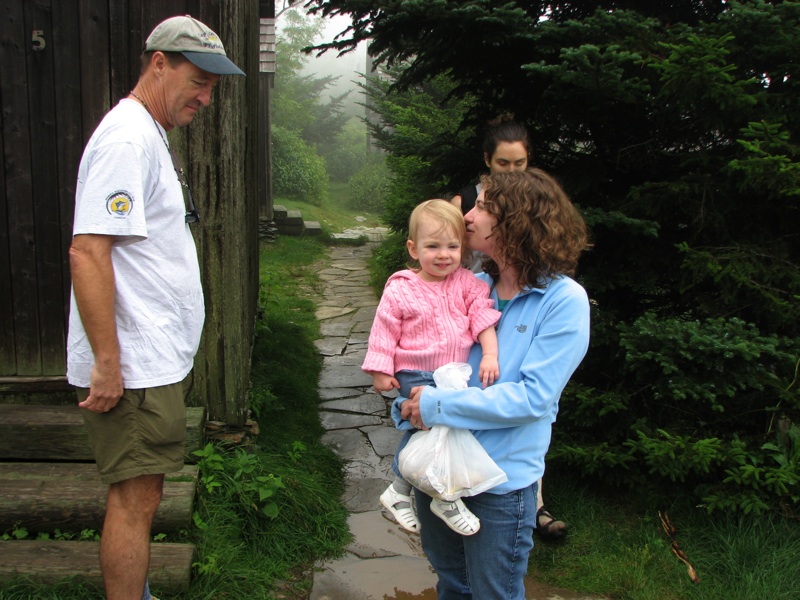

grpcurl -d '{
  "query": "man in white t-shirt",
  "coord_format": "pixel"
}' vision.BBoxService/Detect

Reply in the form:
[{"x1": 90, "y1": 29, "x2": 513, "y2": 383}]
[{"x1": 67, "y1": 15, "x2": 244, "y2": 600}]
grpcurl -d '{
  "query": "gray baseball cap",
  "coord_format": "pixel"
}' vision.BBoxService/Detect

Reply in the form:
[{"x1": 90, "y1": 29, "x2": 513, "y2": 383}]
[{"x1": 145, "y1": 15, "x2": 245, "y2": 76}]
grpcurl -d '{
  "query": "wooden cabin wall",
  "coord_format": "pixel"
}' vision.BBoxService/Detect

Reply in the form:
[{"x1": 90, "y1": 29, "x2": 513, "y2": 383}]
[{"x1": 0, "y1": 0, "x2": 262, "y2": 425}]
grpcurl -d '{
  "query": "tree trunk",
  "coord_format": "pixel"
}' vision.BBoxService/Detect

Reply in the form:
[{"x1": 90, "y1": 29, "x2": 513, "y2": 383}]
[{"x1": 165, "y1": 0, "x2": 261, "y2": 425}]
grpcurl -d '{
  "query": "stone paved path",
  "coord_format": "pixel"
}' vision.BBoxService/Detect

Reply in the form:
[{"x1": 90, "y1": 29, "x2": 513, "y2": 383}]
[{"x1": 309, "y1": 234, "x2": 607, "y2": 600}]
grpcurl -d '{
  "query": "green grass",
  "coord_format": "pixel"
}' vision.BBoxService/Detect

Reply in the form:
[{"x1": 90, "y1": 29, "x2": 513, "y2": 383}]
[
  {"x1": 529, "y1": 470, "x2": 800, "y2": 599},
  {"x1": 184, "y1": 236, "x2": 350, "y2": 599},
  {"x1": 276, "y1": 180, "x2": 385, "y2": 235}
]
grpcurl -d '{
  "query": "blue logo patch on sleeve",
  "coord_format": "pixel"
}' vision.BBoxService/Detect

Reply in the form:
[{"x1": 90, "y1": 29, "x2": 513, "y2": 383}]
[{"x1": 105, "y1": 190, "x2": 134, "y2": 218}]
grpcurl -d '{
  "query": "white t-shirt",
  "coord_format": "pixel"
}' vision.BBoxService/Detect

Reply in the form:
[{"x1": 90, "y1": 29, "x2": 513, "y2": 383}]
[{"x1": 67, "y1": 99, "x2": 205, "y2": 389}]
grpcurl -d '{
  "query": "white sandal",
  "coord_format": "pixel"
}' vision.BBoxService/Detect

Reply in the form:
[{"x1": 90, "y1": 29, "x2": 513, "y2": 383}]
[
  {"x1": 430, "y1": 498, "x2": 480, "y2": 536},
  {"x1": 380, "y1": 483, "x2": 420, "y2": 532}
]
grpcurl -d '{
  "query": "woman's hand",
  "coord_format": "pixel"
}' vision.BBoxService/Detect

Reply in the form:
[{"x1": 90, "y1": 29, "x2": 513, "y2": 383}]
[{"x1": 401, "y1": 385, "x2": 427, "y2": 430}]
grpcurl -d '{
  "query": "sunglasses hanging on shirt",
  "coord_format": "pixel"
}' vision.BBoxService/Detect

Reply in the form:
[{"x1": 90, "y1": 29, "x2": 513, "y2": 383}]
[{"x1": 129, "y1": 90, "x2": 200, "y2": 224}]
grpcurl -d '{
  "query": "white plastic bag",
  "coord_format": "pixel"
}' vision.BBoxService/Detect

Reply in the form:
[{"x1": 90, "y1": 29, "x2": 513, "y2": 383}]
[
  {"x1": 398, "y1": 425, "x2": 508, "y2": 500},
  {"x1": 432, "y1": 361, "x2": 472, "y2": 390},
  {"x1": 397, "y1": 362, "x2": 508, "y2": 501}
]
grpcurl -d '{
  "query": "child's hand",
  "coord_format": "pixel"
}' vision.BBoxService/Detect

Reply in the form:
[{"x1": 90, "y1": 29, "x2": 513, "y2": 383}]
[
  {"x1": 371, "y1": 372, "x2": 399, "y2": 393},
  {"x1": 479, "y1": 355, "x2": 499, "y2": 388}
]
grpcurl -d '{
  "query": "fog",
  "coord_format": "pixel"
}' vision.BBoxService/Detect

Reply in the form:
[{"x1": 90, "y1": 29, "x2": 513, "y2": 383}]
[{"x1": 301, "y1": 14, "x2": 368, "y2": 118}]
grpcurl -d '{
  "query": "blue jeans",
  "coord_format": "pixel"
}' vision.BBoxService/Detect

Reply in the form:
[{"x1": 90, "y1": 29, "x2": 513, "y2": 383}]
[
  {"x1": 395, "y1": 369, "x2": 435, "y2": 399},
  {"x1": 415, "y1": 482, "x2": 538, "y2": 599},
  {"x1": 392, "y1": 370, "x2": 435, "y2": 478}
]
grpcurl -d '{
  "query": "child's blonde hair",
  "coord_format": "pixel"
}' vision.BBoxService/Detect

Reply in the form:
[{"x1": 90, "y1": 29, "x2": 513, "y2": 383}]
[{"x1": 407, "y1": 199, "x2": 472, "y2": 267}]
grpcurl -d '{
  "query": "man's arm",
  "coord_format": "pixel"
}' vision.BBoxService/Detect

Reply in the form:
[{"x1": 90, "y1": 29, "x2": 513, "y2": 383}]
[{"x1": 69, "y1": 233, "x2": 123, "y2": 412}]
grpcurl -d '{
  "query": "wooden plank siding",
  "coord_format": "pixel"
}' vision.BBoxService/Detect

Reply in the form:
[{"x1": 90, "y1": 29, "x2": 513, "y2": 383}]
[
  {"x1": 1, "y1": 0, "x2": 261, "y2": 425},
  {"x1": 1, "y1": 0, "x2": 42, "y2": 375},
  {"x1": 51, "y1": 1, "x2": 85, "y2": 333},
  {"x1": 24, "y1": 0, "x2": 66, "y2": 374}
]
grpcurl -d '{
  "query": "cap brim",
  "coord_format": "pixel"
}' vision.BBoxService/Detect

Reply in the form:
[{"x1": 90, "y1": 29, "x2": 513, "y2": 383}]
[{"x1": 182, "y1": 51, "x2": 245, "y2": 76}]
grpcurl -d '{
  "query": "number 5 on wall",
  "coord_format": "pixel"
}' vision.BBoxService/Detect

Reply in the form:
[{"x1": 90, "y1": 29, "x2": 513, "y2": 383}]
[{"x1": 32, "y1": 30, "x2": 45, "y2": 52}]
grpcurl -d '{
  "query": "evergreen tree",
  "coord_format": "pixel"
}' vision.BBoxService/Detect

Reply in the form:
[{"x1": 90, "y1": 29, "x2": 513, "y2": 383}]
[{"x1": 306, "y1": 0, "x2": 800, "y2": 513}]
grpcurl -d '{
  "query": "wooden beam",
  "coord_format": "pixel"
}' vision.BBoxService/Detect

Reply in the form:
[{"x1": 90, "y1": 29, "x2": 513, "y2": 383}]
[
  {"x1": 0, "y1": 463, "x2": 197, "y2": 533},
  {"x1": 0, "y1": 540, "x2": 194, "y2": 592},
  {"x1": 0, "y1": 405, "x2": 206, "y2": 461},
  {"x1": 0, "y1": 376, "x2": 71, "y2": 393}
]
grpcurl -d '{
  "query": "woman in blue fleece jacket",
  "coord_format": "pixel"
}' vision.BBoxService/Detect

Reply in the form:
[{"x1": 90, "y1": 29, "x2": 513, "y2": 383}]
[{"x1": 398, "y1": 167, "x2": 591, "y2": 599}]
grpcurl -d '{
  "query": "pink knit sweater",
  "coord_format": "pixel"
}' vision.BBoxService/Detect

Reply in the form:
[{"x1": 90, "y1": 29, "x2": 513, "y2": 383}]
[{"x1": 362, "y1": 268, "x2": 501, "y2": 376}]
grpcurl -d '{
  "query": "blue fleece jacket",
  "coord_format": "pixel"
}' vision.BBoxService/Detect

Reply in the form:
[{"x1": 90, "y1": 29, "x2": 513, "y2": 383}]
[{"x1": 392, "y1": 272, "x2": 590, "y2": 494}]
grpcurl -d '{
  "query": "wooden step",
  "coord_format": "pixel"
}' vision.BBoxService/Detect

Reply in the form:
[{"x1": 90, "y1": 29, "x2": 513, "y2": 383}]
[
  {"x1": 278, "y1": 209, "x2": 304, "y2": 226},
  {"x1": 0, "y1": 540, "x2": 194, "y2": 592},
  {"x1": 273, "y1": 204, "x2": 288, "y2": 220},
  {"x1": 0, "y1": 404, "x2": 205, "y2": 462},
  {"x1": 0, "y1": 463, "x2": 198, "y2": 533},
  {"x1": 304, "y1": 220, "x2": 323, "y2": 236}
]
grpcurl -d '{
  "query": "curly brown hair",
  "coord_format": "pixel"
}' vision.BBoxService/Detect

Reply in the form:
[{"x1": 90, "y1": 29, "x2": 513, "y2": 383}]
[{"x1": 479, "y1": 168, "x2": 591, "y2": 289}]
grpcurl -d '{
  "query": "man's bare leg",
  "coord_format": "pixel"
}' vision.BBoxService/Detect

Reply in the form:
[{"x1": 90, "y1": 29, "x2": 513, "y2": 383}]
[{"x1": 101, "y1": 474, "x2": 164, "y2": 600}]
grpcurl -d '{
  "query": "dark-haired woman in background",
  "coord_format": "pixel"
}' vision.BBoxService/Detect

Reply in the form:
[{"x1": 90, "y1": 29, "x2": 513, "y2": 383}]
[{"x1": 452, "y1": 116, "x2": 567, "y2": 541}]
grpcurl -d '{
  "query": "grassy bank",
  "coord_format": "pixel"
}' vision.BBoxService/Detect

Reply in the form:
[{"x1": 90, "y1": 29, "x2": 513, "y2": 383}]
[
  {"x1": 275, "y1": 181, "x2": 385, "y2": 236},
  {"x1": 530, "y1": 469, "x2": 800, "y2": 599},
  {"x1": 185, "y1": 236, "x2": 351, "y2": 599}
]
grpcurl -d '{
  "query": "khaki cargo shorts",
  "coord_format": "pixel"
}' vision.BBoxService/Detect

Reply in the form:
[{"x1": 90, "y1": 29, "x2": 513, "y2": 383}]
[{"x1": 77, "y1": 374, "x2": 191, "y2": 485}]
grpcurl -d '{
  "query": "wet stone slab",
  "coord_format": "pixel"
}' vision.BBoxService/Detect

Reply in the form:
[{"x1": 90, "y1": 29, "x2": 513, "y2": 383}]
[
  {"x1": 318, "y1": 365, "x2": 374, "y2": 389},
  {"x1": 348, "y1": 332, "x2": 370, "y2": 344},
  {"x1": 314, "y1": 337, "x2": 348, "y2": 356},
  {"x1": 364, "y1": 425, "x2": 405, "y2": 457},
  {"x1": 320, "y1": 322, "x2": 355, "y2": 337},
  {"x1": 329, "y1": 260, "x2": 370, "y2": 271},
  {"x1": 324, "y1": 350, "x2": 365, "y2": 363},
  {"x1": 352, "y1": 320, "x2": 373, "y2": 333},
  {"x1": 315, "y1": 306, "x2": 357, "y2": 320},
  {"x1": 318, "y1": 387, "x2": 364, "y2": 401},
  {"x1": 319, "y1": 394, "x2": 386, "y2": 415},
  {"x1": 352, "y1": 306, "x2": 378, "y2": 322},
  {"x1": 319, "y1": 411, "x2": 382, "y2": 430},
  {"x1": 341, "y1": 478, "x2": 390, "y2": 513},
  {"x1": 321, "y1": 429, "x2": 366, "y2": 460},
  {"x1": 318, "y1": 268, "x2": 351, "y2": 277}
]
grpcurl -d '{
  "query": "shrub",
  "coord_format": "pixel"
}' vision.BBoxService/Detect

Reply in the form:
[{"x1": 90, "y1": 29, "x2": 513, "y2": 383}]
[
  {"x1": 272, "y1": 126, "x2": 328, "y2": 206},
  {"x1": 346, "y1": 155, "x2": 391, "y2": 213},
  {"x1": 324, "y1": 119, "x2": 368, "y2": 182},
  {"x1": 553, "y1": 314, "x2": 800, "y2": 514}
]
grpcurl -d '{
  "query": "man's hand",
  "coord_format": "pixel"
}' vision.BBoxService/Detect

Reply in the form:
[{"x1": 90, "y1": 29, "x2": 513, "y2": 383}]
[
  {"x1": 79, "y1": 362, "x2": 124, "y2": 412},
  {"x1": 70, "y1": 234, "x2": 123, "y2": 413}
]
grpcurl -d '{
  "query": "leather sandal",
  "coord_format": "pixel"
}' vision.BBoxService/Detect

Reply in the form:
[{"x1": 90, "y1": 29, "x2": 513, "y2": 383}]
[{"x1": 535, "y1": 506, "x2": 567, "y2": 541}]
